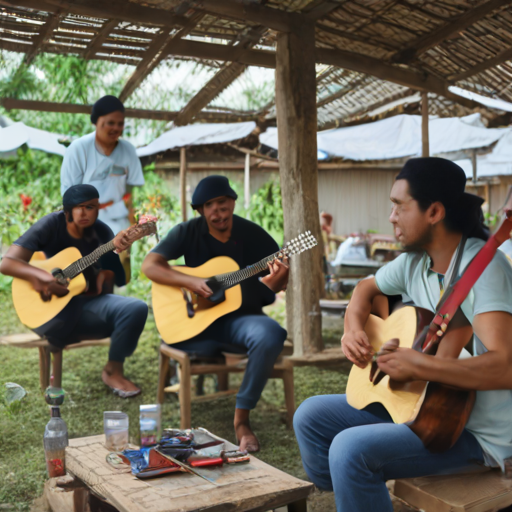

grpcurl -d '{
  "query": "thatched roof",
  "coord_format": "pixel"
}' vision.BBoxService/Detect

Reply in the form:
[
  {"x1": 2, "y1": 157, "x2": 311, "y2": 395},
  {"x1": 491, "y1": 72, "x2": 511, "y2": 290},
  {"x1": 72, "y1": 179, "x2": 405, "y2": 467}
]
[{"x1": 1, "y1": 0, "x2": 511, "y2": 127}]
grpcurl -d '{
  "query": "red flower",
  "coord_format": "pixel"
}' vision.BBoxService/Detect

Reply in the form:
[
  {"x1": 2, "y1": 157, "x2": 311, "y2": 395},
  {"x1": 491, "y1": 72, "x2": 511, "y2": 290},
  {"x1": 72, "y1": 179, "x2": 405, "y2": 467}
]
[{"x1": 20, "y1": 194, "x2": 32, "y2": 211}]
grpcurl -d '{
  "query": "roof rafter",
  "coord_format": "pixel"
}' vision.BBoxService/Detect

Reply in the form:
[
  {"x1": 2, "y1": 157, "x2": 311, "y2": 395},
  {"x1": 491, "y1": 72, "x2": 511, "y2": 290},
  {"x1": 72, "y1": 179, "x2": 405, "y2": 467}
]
[
  {"x1": 83, "y1": 18, "x2": 118, "y2": 60},
  {"x1": 168, "y1": 0, "x2": 302, "y2": 32},
  {"x1": 450, "y1": 46, "x2": 512, "y2": 81},
  {"x1": 0, "y1": 0, "x2": 188, "y2": 27},
  {"x1": 392, "y1": 0, "x2": 511, "y2": 64},
  {"x1": 119, "y1": 12, "x2": 205, "y2": 103},
  {"x1": 22, "y1": 10, "x2": 62, "y2": 66},
  {"x1": 0, "y1": 98, "x2": 262, "y2": 122},
  {"x1": 173, "y1": 26, "x2": 268, "y2": 126}
]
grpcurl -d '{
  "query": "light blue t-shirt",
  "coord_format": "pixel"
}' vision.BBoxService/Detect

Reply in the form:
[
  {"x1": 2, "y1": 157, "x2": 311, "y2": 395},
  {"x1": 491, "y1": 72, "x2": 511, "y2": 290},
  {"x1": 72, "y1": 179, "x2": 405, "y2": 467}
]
[
  {"x1": 375, "y1": 237, "x2": 512, "y2": 469},
  {"x1": 60, "y1": 132, "x2": 144, "y2": 233}
]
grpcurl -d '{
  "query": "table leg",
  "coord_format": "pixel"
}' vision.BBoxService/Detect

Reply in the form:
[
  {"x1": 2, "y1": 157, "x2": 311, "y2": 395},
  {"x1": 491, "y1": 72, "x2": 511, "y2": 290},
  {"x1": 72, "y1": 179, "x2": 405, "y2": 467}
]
[{"x1": 287, "y1": 497, "x2": 307, "y2": 512}]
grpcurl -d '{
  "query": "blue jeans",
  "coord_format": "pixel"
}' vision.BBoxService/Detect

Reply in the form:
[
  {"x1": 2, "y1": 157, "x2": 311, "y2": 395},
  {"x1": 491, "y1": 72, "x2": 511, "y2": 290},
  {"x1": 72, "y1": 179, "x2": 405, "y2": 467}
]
[
  {"x1": 38, "y1": 294, "x2": 148, "y2": 363},
  {"x1": 294, "y1": 394, "x2": 485, "y2": 512},
  {"x1": 174, "y1": 313, "x2": 286, "y2": 410}
]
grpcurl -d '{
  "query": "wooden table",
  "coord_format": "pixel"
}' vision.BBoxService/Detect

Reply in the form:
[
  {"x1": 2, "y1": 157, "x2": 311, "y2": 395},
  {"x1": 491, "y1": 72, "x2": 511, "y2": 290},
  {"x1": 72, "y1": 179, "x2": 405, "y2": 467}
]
[{"x1": 64, "y1": 434, "x2": 313, "y2": 512}]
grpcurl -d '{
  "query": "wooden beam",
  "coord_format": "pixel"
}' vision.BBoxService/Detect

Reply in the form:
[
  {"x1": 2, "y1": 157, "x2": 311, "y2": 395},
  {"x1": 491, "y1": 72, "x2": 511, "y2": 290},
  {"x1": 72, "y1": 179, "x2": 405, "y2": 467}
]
[
  {"x1": 422, "y1": 92, "x2": 429, "y2": 157},
  {"x1": 84, "y1": 19, "x2": 118, "y2": 60},
  {"x1": 0, "y1": 98, "x2": 262, "y2": 122},
  {"x1": 179, "y1": 147, "x2": 187, "y2": 222},
  {"x1": 317, "y1": 75, "x2": 371, "y2": 108},
  {"x1": 392, "y1": 0, "x2": 511, "y2": 64},
  {"x1": 275, "y1": 21, "x2": 323, "y2": 356},
  {"x1": 0, "y1": 0, "x2": 188, "y2": 28},
  {"x1": 244, "y1": 153, "x2": 250, "y2": 211},
  {"x1": 22, "y1": 11, "x2": 62, "y2": 66},
  {"x1": 449, "y1": 46, "x2": 512, "y2": 81},
  {"x1": 119, "y1": 13, "x2": 204, "y2": 103},
  {"x1": 173, "y1": 27, "x2": 267, "y2": 126},
  {"x1": 172, "y1": 0, "x2": 301, "y2": 33}
]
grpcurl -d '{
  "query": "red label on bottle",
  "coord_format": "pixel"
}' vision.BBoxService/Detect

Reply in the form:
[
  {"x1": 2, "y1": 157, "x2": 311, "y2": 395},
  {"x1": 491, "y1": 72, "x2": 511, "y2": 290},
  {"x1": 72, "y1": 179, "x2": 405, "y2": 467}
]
[{"x1": 47, "y1": 458, "x2": 66, "y2": 478}]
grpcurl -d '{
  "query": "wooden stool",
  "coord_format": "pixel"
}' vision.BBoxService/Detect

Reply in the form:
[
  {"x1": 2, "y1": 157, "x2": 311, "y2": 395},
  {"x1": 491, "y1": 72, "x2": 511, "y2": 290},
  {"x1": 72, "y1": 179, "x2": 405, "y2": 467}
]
[
  {"x1": 0, "y1": 332, "x2": 110, "y2": 389},
  {"x1": 157, "y1": 340, "x2": 295, "y2": 429},
  {"x1": 393, "y1": 468, "x2": 512, "y2": 512}
]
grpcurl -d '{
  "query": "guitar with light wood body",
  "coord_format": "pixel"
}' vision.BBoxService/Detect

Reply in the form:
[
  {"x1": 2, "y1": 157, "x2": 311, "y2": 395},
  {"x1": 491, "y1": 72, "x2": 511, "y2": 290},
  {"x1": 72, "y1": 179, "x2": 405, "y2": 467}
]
[
  {"x1": 346, "y1": 306, "x2": 475, "y2": 453},
  {"x1": 12, "y1": 216, "x2": 157, "y2": 329},
  {"x1": 153, "y1": 231, "x2": 318, "y2": 345}
]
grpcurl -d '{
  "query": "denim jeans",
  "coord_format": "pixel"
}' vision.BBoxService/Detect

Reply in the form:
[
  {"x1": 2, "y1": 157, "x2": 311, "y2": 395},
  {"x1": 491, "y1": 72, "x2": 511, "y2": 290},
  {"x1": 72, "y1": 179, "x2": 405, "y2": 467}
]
[
  {"x1": 294, "y1": 394, "x2": 485, "y2": 512},
  {"x1": 174, "y1": 313, "x2": 286, "y2": 410},
  {"x1": 38, "y1": 294, "x2": 148, "y2": 363}
]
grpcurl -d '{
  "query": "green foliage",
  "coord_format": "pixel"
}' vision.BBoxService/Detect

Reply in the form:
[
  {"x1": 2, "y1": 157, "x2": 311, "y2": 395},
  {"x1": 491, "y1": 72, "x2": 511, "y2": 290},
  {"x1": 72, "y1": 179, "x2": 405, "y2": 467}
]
[{"x1": 248, "y1": 179, "x2": 284, "y2": 245}]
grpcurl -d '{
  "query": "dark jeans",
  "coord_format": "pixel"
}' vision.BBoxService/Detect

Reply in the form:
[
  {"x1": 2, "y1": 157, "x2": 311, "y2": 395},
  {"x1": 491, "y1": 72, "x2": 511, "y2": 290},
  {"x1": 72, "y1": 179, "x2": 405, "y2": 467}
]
[
  {"x1": 36, "y1": 294, "x2": 148, "y2": 363},
  {"x1": 174, "y1": 313, "x2": 287, "y2": 410},
  {"x1": 294, "y1": 394, "x2": 485, "y2": 512}
]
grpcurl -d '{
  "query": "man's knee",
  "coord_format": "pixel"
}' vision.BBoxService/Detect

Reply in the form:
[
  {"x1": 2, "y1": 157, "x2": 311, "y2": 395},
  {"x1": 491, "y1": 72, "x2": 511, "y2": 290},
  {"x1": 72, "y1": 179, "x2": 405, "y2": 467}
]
[
  {"x1": 251, "y1": 318, "x2": 287, "y2": 351},
  {"x1": 125, "y1": 299, "x2": 149, "y2": 326},
  {"x1": 293, "y1": 396, "x2": 325, "y2": 437}
]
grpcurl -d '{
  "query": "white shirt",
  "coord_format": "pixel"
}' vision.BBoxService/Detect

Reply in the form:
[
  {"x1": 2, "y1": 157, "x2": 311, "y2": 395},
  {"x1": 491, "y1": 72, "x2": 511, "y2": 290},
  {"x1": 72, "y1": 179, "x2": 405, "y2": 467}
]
[
  {"x1": 60, "y1": 132, "x2": 144, "y2": 233},
  {"x1": 375, "y1": 238, "x2": 512, "y2": 469}
]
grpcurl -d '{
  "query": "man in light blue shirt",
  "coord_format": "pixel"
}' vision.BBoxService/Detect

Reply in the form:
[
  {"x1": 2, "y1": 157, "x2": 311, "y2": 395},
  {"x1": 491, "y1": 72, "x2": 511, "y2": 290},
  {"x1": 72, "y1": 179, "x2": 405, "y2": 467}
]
[
  {"x1": 60, "y1": 96, "x2": 144, "y2": 282},
  {"x1": 294, "y1": 157, "x2": 512, "y2": 512}
]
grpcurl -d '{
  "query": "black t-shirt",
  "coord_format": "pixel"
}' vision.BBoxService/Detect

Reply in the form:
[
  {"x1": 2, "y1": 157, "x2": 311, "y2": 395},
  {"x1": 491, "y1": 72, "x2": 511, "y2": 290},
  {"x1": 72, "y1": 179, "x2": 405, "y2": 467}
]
[
  {"x1": 151, "y1": 214, "x2": 279, "y2": 314},
  {"x1": 14, "y1": 211, "x2": 125, "y2": 338}
]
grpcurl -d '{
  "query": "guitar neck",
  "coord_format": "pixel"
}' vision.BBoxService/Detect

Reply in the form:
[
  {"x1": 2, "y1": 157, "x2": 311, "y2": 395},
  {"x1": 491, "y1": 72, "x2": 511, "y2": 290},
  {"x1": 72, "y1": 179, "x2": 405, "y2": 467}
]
[
  {"x1": 63, "y1": 241, "x2": 116, "y2": 280},
  {"x1": 214, "y1": 251, "x2": 281, "y2": 289}
]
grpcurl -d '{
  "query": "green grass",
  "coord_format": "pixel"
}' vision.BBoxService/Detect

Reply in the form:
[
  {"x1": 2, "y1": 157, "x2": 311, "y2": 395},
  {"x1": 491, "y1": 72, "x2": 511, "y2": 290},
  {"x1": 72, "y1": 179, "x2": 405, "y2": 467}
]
[{"x1": 0, "y1": 291, "x2": 348, "y2": 510}]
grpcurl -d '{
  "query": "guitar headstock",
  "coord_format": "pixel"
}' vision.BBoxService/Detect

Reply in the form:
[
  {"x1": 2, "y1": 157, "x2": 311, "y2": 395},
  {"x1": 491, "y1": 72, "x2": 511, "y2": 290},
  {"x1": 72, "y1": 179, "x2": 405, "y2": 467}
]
[
  {"x1": 281, "y1": 231, "x2": 318, "y2": 257},
  {"x1": 126, "y1": 214, "x2": 158, "y2": 242}
]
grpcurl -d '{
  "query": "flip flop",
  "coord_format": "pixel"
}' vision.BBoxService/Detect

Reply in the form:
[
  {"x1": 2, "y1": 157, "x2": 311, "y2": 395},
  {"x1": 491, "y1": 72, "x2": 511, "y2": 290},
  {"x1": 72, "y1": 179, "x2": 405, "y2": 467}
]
[{"x1": 108, "y1": 386, "x2": 142, "y2": 399}]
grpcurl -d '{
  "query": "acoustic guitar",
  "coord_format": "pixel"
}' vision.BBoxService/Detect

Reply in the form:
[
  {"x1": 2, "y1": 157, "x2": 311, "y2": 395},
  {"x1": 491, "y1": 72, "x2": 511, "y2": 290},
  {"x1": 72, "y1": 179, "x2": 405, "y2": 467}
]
[
  {"x1": 346, "y1": 306, "x2": 476, "y2": 453},
  {"x1": 153, "y1": 231, "x2": 318, "y2": 345},
  {"x1": 12, "y1": 215, "x2": 157, "y2": 329}
]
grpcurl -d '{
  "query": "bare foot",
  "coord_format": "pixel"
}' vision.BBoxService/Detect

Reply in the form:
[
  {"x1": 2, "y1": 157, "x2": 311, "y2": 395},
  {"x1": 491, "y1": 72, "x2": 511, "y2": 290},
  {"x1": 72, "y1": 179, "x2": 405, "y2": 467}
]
[
  {"x1": 101, "y1": 369, "x2": 140, "y2": 396},
  {"x1": 235, "y1": 422, "x2": 260, "y2": 453}
]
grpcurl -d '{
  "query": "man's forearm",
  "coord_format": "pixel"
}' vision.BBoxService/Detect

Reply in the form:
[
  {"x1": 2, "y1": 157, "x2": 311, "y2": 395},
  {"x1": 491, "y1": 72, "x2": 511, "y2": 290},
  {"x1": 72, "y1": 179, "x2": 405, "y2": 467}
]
[
  {"x1": 416, "y1": 351, "x2": 512, "y2": 391},
  {"x1": 345, "y1": 279, "x2": 381, "y2": 332},
  {"x1": 142, "y1": 260, "x2": 194, "y2": 288},
  {"x1": 0, "y1": 256, "x2": 48, "y2": 285}
]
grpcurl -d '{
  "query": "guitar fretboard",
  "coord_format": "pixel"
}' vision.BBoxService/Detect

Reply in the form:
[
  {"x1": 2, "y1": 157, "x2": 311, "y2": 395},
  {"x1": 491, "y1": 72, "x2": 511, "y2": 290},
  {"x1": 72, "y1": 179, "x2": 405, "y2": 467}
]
[
  {"x1": 63, "y1": 241, "x2": 116, "y2": 279},
  {"x1": 215, "y1": 251, "x2": 283, "y2": 289}
]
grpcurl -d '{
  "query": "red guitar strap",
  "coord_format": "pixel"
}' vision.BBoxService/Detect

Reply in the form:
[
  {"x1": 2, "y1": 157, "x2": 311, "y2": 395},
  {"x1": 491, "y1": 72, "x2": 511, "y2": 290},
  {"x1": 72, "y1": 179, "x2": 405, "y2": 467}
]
[{"x1": 422, "y1": 210, "x2": 512, "y2": 352}]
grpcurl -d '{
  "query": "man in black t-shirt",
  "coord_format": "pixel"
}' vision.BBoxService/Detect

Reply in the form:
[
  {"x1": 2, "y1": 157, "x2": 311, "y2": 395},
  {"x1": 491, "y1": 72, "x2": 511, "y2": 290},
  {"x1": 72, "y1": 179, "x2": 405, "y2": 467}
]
[
  {"x1": 0, "y1": 185, "x2": 148, "y2": 398},
  {"x1": 142, "y1": 175, "x2": 289, "y2": 452}
]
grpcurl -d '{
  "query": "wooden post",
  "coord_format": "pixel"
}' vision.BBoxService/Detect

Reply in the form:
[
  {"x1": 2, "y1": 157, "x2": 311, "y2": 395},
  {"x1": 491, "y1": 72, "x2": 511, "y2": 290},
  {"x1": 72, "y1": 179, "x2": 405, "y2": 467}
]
[
  {"x1": 275, "y1": 22, "x2": 323, "y2": 356},
  {"x1": 244, "y1": 153, "x2": 251, "y2": 212},
  {"x1": 179, "y1": 147, "x2": 187, "y2": 222},
  {"x1": 422, "y1": 92, "x2": 429, "y2": 157},
  {"x1": 471, "y1": 149, "x2": 478, "y2": 184}
]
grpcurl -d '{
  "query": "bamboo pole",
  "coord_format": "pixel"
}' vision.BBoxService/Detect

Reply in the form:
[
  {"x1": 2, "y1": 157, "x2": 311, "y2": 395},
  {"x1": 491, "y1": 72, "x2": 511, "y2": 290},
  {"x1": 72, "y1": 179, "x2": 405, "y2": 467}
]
[
  {"x1": 422, "y1": 92, "x2": 429, "y2": 157},
  {"x1": 471, "y1": 149, "x2": 477, "y2": 184},
  {"x1": 244, "y1": 153, "x2": 251, "y2": 212},
  {"x1": 179, "y1": 147, "x2": 187, "y2": 222}
]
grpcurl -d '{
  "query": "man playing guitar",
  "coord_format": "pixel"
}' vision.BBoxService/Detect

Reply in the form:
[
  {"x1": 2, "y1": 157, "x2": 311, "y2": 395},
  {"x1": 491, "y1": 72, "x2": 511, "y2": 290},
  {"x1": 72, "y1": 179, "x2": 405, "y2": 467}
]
[
  {"x1": 294, "y1": 158, "x2": 512, "y2": 512},
  {"x1": 0, "y1": 185, "x2": 148, "y2": 398},
  {"x1": 142, "y1": 175, "x2": 289, "y2": 452}
]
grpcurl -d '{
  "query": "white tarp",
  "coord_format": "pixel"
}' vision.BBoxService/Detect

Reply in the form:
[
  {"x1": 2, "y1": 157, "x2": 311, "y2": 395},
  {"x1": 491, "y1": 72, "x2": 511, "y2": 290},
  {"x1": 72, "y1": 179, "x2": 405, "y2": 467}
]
[
  {"x1": 136, "y1": 121, "x2": 256, "y2": 157},
  {"x1": 260, "y1": 114, "x2": 507, "y2": 161},
  {"x1": 0, "y1": 121, "x2": 66, "y2": 157},
  {"x1": 455, "y1": 129, "x2": 512, "y2": 178}
]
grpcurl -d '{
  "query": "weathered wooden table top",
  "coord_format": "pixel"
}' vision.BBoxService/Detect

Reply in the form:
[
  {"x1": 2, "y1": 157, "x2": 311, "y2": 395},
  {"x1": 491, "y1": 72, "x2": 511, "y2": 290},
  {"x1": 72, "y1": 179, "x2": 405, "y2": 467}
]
[{"x1": 66, "y1": 434, "x2": 313, "y2": 512}]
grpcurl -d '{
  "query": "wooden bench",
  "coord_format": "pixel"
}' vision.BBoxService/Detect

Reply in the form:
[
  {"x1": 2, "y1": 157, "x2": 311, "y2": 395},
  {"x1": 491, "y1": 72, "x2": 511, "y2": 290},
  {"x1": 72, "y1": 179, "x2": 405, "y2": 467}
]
[
  {"x1": 393, "y1": 469, "x2": 512, "y2": 512},
  {"x1": 157, "y1": 340, "x2": 296, "y2": 429},
  {"x1": 0, "y1": 332, "x2": 110, "y2": 389}
]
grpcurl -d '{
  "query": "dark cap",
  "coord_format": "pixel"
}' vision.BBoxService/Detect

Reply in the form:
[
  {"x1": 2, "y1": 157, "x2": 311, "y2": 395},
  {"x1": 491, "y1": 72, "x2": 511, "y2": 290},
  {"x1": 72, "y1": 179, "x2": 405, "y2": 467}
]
[
  {"x1": 396, "y1": 157, "x2": 483, "y2": 209},
  {"x1": 191, "y1": 175, "x2": 238, "y2": 209},
  {"x1": 62, "y1": 184, "x2": 99, "y2": 209},
  {"x1": 91, "y1": 95, "x2": 125, "y2": 125}
]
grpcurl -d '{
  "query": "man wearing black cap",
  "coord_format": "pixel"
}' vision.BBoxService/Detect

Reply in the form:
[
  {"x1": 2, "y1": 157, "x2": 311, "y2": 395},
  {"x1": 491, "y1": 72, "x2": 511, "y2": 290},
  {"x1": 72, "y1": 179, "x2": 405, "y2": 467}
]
[
  {"x1": 294, "y1": 158, "x2": 512, "y2": 512},
  {"x1": 60, "y1": 95, "x2": 145, "y2": 282},
  {"x1": 0, "y1": 184, "x2": 148, "y2": 398},
  {"x1": 142, "y1": 175, "x2": 289, "y2": 452}
]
